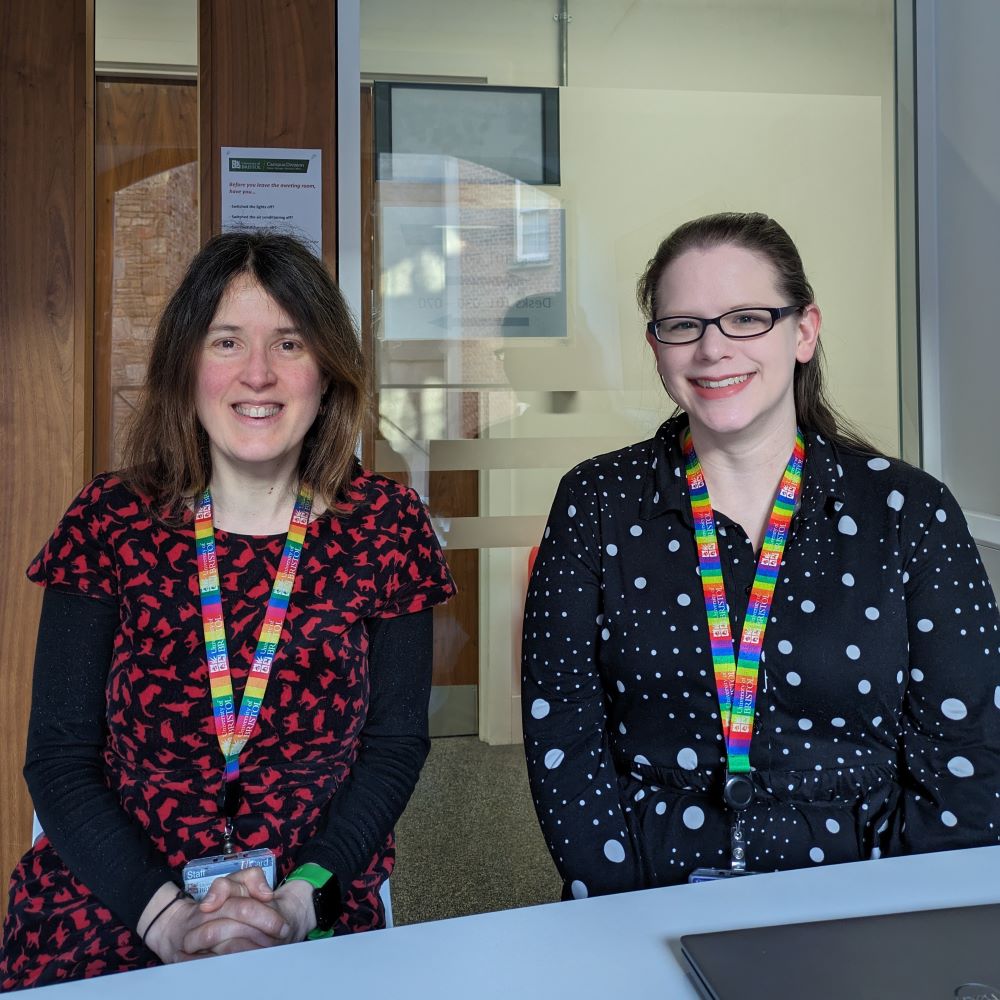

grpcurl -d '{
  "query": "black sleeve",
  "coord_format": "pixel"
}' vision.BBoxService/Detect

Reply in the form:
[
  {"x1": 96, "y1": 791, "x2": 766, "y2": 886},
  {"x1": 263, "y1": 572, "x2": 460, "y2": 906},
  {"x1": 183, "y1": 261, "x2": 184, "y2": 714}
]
[
  {"x1": 897, "y1": 483, "x2": 1000, "y2": 852},
  {"x1": 293, "y1": 608, "x2": 433, "y2": 887},
  {"x1": 24, "y1": 589, "x2": 181, "y2": 932},
  {"x1": 522, "y1": 476, "x2": 644, "y2": 899}
]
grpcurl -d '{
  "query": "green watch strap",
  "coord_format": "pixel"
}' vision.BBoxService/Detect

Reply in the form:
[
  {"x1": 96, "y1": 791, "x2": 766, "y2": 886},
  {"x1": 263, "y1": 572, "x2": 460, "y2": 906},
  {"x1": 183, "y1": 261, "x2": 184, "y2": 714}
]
[
  {"x1": 285, "y1": 862, "x2": 333, "y2": 889},
  {"x1": 285, "y1": 862, "x2": 342, "y2": 936}
]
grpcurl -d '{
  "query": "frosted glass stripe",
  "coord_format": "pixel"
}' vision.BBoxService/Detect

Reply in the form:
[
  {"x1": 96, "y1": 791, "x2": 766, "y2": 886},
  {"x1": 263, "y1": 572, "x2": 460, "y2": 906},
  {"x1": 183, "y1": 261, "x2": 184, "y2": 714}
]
[
  {"x1": 375, "y1": 437, "x2": 628, "y2": 471},
  {"x1": 434, "y1": 515, "x2": 548, "y2": 550}
]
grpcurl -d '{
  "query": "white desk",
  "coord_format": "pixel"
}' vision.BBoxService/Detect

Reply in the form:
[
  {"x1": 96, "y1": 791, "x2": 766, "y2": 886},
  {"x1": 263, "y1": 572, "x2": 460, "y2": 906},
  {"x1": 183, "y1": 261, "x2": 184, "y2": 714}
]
[{"x1": 34, "y1": 846, "x2": 1000, "y2": 999}]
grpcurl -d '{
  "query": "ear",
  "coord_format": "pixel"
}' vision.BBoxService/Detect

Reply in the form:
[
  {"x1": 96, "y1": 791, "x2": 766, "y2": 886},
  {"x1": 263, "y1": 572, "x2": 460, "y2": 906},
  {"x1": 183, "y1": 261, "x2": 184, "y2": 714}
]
[
  {"x1": 794, "y1": 304, "x2": 821, "y2": 363},
  {"x1": 644, "y1": 327, "x2": 660, "y2": 352}
]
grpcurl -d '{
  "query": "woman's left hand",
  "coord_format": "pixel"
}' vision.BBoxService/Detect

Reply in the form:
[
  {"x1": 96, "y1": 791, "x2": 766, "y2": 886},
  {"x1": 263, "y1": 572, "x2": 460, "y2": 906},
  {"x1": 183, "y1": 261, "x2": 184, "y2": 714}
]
[{"x1": 269, "y1": 878, "x2": 317, "y2": 942}]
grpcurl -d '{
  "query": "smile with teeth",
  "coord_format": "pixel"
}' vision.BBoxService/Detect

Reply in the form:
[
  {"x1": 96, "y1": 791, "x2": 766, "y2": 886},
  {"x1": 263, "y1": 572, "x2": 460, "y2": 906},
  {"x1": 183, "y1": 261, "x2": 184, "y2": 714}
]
[
  {"x1": 692, "y1": 374, "x2": 752, "y2": 389},
  {"x1": 233, "y1": 403, "x2": 283, "y2": 418}
]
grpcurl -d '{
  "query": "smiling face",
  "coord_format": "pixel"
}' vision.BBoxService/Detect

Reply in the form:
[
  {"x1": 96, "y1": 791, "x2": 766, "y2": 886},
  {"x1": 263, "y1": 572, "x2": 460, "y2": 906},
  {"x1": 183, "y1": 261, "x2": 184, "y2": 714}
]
[
  {"x1": 647, "y1": 243, "x2": 820, "y2": 447},
  {"x1": 194, "y1": 273, "x2": 327, "y2": 482}
]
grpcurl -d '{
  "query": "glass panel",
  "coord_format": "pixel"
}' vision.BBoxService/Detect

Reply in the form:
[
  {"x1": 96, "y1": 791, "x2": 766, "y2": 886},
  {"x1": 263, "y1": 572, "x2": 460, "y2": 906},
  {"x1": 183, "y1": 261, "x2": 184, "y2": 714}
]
[
  {"x1": 363, "y1": 0, "x2": 897, "y2": 743},
  {"x1": 94, "y1": 79, "x2": 198, "y2": 469},
  {"x1": 933, "y1": 6, "x2": 1000, "y2": 518},
  {"x1": 894, "y1": 2, "x2": 920, "y2": 468},
  {"x1": 94, "y1": 0, "x2": 199, "y2": 468}
]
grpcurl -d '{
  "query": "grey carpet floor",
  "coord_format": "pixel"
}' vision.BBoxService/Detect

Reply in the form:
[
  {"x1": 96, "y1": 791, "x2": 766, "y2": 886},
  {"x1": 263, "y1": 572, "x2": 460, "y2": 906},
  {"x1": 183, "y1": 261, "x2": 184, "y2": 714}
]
[{"x1": 392, "y1": 736, "x2": 563, "y2": 925}]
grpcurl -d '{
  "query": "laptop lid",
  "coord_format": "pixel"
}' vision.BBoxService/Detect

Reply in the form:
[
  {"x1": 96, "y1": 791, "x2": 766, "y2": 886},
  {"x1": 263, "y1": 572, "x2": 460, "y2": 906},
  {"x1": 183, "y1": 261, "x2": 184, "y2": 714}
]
[{"x1": 680, "y1": 903, "x2": 1000, "y2": 1000}]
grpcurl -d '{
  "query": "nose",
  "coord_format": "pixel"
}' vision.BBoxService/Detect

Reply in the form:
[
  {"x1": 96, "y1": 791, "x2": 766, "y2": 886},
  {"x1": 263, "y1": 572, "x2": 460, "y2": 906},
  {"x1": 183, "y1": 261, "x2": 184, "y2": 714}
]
[
  {"x1": 240, "y1": 342, "x2": 277, "y2": 389},
  {"x1": 693, "y1": 320, "x2": 733, "y2": 361}
]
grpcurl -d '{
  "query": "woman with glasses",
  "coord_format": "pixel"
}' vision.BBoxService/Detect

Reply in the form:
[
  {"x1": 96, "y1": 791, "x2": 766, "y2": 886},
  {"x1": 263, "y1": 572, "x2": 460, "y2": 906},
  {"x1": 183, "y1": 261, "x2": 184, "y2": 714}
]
[{"x1": 522, "y1": 212, "x2": 1000, "y2": 900}]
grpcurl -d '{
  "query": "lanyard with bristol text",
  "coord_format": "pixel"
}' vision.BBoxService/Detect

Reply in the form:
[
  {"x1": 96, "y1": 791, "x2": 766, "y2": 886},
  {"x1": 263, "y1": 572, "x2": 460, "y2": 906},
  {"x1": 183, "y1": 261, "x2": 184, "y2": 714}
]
[
  {"x1": 682, "y1": 428, "x2": 805, "y2": 788},
  {"x1": 195, "y1": 485, "x2": 313, "y2": 844}
]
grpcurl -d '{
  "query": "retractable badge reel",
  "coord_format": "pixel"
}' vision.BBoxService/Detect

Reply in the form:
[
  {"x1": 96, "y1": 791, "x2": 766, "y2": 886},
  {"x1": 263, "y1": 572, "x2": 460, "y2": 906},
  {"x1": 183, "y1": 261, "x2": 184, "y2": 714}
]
[
  {"x1": 688, "y1": 772, "x2": 758, "y2": 883},
  {"x1": 724, "y1": 772, "x2": 754, "y2": 870}
]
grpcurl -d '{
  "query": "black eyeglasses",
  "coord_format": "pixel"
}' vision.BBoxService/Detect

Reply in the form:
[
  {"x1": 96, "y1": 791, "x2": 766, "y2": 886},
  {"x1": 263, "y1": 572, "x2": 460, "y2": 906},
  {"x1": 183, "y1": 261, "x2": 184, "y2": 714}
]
[{"x1": 646, "y1": 305, "x2": 800, "y2": 345}]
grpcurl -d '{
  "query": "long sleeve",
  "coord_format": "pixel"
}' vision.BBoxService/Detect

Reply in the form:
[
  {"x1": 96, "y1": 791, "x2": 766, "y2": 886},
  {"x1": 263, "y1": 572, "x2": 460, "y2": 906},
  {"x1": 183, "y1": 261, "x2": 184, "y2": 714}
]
[
  {"x1": 897, "y1": 482, "x2": 1000, "y2": 852},
  {"x1": 294, "y1": 608, "x2": 433, "y2": 887},
  {"x1": 24, "y1": 589, "x2": 180, "y2": 931},
  {"x1": 521, "y1": 476, "x2": 644, "y2": 899}
]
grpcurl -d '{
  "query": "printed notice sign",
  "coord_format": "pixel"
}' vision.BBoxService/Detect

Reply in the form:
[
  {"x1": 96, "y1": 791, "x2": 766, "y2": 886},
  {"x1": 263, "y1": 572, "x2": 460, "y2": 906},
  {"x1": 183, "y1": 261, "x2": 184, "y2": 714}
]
[{"x1": 221, "y1": 147, "x2": 322, "y2": 255}]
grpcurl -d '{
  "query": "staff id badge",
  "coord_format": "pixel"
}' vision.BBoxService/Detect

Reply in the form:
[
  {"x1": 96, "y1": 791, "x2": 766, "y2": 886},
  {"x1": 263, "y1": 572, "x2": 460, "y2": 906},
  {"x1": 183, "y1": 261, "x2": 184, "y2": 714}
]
[
  {"x1": 688, "y1": 867, "x2": 758, "y2": 883},
  {"x1": 182, "y1": 848, "x2": 277, "y2": 901}
]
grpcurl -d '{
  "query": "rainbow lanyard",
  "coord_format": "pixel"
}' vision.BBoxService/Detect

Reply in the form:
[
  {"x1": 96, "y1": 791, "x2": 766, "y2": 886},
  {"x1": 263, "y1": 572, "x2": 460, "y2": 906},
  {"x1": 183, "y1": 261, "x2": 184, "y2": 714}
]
[
  {"x1": 195, "y1": 485, "x2": 313, "y2": 827},
  {"x1": 682, "y1": 429, "x2": 805, "y2": 774}
]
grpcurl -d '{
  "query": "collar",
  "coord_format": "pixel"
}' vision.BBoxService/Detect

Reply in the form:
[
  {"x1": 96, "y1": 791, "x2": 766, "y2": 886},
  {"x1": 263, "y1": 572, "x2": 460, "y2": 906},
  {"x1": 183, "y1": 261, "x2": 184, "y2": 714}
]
[
  {"x1": 639, "y1": 414, "x2": 692, "y2": 525},
  {"x1": 797, "y1": 429, "x2": 847, "y2": 522},
  {"x1": 639, "y1": 413, "x2": 847, "y2": 524}
]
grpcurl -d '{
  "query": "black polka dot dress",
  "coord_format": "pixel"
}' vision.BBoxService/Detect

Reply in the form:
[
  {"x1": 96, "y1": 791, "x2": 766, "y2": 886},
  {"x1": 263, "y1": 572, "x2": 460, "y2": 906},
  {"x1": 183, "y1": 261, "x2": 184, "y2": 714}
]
[{"x1": 521, "y1": 414, "x2": 1000, "y2": 900}]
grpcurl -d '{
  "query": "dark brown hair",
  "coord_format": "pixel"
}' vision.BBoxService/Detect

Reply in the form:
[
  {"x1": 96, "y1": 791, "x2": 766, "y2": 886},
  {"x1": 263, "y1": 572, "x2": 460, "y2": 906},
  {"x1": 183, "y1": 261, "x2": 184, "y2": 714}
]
[
  {"x1": 637, "y1": 211, "x2": 878, "y2": 454},
  {"x1": 120, "y1": 231, "x2": 368, "y2": 513}
]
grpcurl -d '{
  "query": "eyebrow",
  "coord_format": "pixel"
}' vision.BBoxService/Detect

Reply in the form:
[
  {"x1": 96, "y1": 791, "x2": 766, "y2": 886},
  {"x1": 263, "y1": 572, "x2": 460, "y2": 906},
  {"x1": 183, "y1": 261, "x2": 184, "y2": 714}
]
[
  {"x1": 206, "y1": 324, "x2": 303, "y2": 334},
  {"x1": 660, "y1": 303, "x2": 769, "y2": 315}
]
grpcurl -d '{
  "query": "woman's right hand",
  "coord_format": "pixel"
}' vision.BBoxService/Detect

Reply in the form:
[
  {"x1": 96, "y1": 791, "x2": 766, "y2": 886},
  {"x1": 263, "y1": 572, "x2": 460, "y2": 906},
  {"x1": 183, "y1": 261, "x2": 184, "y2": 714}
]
[{"x1": 139, "y1": 874, "x2": 292, "y2": 962}]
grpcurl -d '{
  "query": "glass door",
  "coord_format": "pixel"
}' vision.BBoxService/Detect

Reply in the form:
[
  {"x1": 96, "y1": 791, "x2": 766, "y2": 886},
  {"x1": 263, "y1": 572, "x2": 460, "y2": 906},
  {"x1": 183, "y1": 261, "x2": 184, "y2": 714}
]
[{"x1": 360, "y1": 0, "x2": 899, "y2": 744}]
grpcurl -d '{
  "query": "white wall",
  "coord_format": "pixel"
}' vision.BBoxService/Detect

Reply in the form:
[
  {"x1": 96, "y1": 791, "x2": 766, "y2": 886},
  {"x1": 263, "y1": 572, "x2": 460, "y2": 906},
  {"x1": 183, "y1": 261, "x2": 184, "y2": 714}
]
[
  {"x1": 363, "y1": 0, "x2": 891, "y2": 96},
  {"x1": 95, "y1": 0, "x2": 197, "y2": 69},
  {"x1": 915, "y1": 0, "x2": 1000, "y2": 589}
]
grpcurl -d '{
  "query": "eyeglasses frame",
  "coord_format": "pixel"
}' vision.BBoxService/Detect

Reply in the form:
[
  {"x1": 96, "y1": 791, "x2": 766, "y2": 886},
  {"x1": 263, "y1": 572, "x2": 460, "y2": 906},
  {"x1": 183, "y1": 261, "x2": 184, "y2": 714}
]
[{"x1": 646, "y1": 304, "x2": 801, "y2": 345}]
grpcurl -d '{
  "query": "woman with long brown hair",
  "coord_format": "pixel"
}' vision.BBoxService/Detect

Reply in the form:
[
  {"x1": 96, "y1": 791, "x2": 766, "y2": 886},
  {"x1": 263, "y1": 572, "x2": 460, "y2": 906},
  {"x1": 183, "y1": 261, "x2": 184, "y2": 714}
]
[{"x1": 2, "y1": 232, "x2": 454, "y2": 988}]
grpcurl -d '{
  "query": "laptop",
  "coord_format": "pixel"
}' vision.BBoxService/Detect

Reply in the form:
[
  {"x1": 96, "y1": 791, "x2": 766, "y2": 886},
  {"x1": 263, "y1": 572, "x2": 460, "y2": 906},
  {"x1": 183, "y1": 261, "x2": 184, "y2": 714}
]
[{"x1": 680, "y1": 903, "x2": 1000, "y2": 1000}]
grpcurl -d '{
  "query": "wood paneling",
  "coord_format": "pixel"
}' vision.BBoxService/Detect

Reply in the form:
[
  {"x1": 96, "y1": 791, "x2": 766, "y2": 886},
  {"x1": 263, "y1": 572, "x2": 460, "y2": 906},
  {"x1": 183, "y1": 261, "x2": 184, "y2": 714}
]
[
  {"x1": 432, "y1": 550, "x2": 480, "y2": 687},
  {"x1": 0, "y1": 0, "x2": 93, "y2": 920},
  {"x1": 199, "y1": 0, "x2": 338, "y2": 271},
  {"x1": 94, "y1": 79, "x2": 198, "y2": 471},
  {"x1": 378, "y1": 468, "x2": 480, "y2": 689},
  {"x1": 429, "y1": 469, "x2": 479, "y2": 687}
]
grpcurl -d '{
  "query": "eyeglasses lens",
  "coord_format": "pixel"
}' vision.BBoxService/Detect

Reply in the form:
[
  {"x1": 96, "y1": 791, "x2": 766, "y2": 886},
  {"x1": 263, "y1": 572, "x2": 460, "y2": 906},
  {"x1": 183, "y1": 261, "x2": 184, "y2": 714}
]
[{"x1": 654, "y1": 308, "x2": 775, "y2": 344}]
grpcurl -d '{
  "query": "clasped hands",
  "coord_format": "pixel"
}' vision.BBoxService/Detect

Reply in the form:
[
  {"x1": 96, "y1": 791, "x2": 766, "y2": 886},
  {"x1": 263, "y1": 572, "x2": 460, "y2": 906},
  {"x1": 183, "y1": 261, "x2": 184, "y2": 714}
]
[{"x1": 141, "y1": 868, "x2": 317, "y2": 963}]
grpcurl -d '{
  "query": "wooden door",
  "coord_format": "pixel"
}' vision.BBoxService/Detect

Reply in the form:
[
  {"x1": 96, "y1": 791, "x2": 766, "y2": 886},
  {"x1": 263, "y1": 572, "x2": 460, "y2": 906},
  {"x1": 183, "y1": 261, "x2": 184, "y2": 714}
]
[{"x1": 0, "y1": 0, "x2": 93, "y2": 922}]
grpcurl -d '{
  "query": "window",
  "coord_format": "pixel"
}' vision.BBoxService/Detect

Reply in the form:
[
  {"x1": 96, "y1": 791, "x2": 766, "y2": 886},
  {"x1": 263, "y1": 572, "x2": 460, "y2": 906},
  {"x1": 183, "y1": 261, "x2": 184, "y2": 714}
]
[{"x1": 515, "y1": 182, "x2": 550, "y2": 264}]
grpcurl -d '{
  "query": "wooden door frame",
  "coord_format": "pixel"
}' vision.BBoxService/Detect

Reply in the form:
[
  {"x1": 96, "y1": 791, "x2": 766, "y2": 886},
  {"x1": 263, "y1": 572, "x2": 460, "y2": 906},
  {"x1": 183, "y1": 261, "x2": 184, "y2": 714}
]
[{"x1": 0, "y1": 0, "x2": 94, "y2": 918}]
